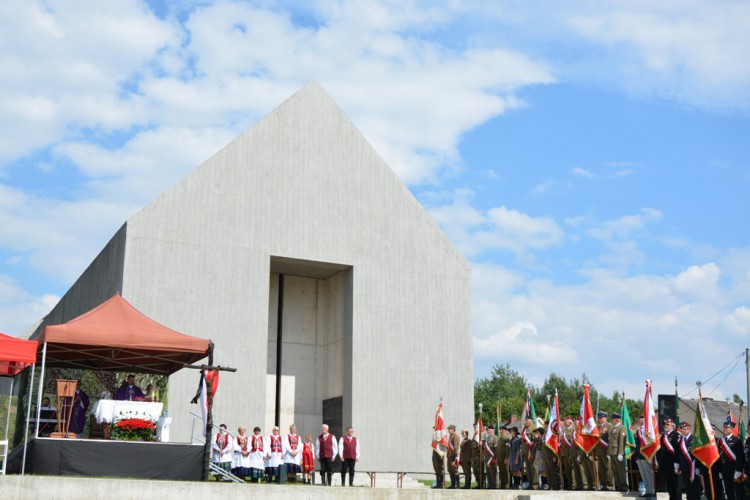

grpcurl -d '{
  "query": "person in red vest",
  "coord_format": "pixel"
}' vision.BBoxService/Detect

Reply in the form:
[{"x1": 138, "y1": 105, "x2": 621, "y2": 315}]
[
  {"x1": 338, "y1": 426, "x2": 361, "y2": 486},
  {"x1": 301, "y1": 433, "x2": 315, "y2": 484},
  {"x1": 316, "y1": 424, "x2": 339, "y2": 486}
]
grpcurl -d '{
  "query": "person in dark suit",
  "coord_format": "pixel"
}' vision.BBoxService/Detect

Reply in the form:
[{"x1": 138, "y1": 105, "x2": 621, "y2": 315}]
[
  {"x1": 675, "y1": 421, "x2": 702, "y2": 500},
  {"x1": 718, "y1": 420, "x2": 745, "y2": 500},
  {"x1": 657, "y1": 418, "x2": 680, "y2": 500}
]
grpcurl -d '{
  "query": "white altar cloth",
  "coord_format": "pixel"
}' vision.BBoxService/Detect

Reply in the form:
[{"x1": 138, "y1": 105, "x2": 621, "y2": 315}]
[{"x1": 94, "y1": 400, "x2": 164, "y2": 424}]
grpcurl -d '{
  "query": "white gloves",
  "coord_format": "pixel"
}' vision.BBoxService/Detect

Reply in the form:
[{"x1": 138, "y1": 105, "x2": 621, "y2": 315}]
[
  {"x1": 735, "y1": 471, "x2": 742, "y2": 480},
  {"x1": 674, "y1": 464, "x2": 680, "y2": 474},
  {"x1": 617, "y1": 454, "x2": 623, "y2": 462},
  {"x1": 576, "y1": 456, "x2": 581, "y2": 463}
]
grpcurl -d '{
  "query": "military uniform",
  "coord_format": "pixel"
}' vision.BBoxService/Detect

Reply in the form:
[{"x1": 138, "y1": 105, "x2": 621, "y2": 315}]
[
  {"x1": 521, "y1": 425, "x2": 537, "y2": 488},
  {"x1": 460, "y1": 435, "x2": 473, "y2": 489},
  {"x1": 719, "y1": 423, "x2": 745, "y2": 500},
  {"x1": 432, "y1": 449, "x2": 444, "y2": 488},
  {"x1": 572, "y1": 421, "x2": 594, "y2": 491},
  {"x1": 606, "y1": 415, "x2": 628, "y2": 492},
  {"x1": 495, "y1": 430, "x2": 510, "y2": 489},
  {"x1": 657, "y1": 420, "x2": 680, "y2": 500},
  {"x1": 485, "y1": 431, "x2": 499, "y2": 489},
  {"x1": 471, "y1": 439, "x2": 482, "y2": 489},
  {"x1": 595, "y1": 415, "x2": 613, "y2": 490},
  {"x1": 447, "y1": 431, "x2": 461, "y2": 489},
  {"x1": 542, "y1": 434, "x2": 560, "y2": 489},
  {"x1": 561, "y1": 422, "x2": 575, "y2": 489}
]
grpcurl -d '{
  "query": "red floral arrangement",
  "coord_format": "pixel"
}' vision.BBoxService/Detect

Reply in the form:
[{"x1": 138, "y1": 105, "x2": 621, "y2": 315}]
[{"x1": 112, "y1": 417, "x2": 157, "y2": 441}]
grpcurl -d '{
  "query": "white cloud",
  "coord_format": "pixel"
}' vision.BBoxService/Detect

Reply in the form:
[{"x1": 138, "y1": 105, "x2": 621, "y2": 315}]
[
  {"x1": 473, "y1": 321, "x2": 580, "y2": 365},
  {"x1": 430, "y1": 191, "x2": 563, "y2": 256},
  {"x1": 564, "y1": 0, "x2": 750, "y2": 112},
  {"x1": 0, "y1": 184, "x2": 138, "y2": 282},
  {"x1": 0, "y1": 274, "x2": 59, "y2": 336},
  {"x1": 670, "y1": 263, "x2": 720, "y2": 300},
  {"x1": 0, "y1": 0, "x2": 179, "y2": 164},
  {"x1": 472, "y1": 258, "x2": 750, "y2": 397}
]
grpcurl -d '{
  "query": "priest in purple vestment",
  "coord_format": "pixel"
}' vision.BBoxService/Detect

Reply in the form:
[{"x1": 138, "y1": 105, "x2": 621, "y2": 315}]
[
  {"x1": 114, "y1": 374, "x2": 145, "y2": 401},
  {"x1": 69, "y1": 381, "x2": 90, "y2": 436}
]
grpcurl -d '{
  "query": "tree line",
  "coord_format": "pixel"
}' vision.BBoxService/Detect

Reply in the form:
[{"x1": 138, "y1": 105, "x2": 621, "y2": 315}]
[{"x1": 474, "y1": 363, "x2": 645, "y2": 427}]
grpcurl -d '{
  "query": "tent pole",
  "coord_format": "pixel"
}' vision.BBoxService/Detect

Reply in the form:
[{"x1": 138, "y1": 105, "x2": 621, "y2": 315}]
[
  {"x1": 4, "y1": 377, "x2": 13, "y2": 442},
  {"x1": 34, "y1": 342, "x2": 47, "y2": 439},
  {"x1": 21, "y1": 363, "x2": 35, "y2": 475}
]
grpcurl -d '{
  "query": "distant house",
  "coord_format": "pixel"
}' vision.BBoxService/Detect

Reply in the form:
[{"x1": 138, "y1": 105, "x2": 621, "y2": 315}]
[{"x1": 668, "y1": 397, "x2": 749, "y2": 434}]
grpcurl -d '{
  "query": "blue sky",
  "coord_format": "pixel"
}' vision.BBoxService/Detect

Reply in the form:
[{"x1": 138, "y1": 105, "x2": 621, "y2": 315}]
[{"x1": 1, "y1": 0, "x2": 749, "y2": 402}]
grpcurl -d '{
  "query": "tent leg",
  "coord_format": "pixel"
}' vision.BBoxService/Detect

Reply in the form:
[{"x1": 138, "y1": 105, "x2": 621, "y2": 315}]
[
  {"x1": 34, "y1": 342, "x2": 47, "y2": 439},
  {"x1": 22, "y1": 363, "x2": 35, "y2": 475},
  {"x1": 4, "y1": 377, "x2": 13, "y2": 442}
]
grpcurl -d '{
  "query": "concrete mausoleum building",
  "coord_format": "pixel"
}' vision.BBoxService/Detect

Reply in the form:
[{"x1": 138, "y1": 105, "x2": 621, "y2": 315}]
[{"x1": 32, "y1": 82, "x2": 473, "y2": 472}]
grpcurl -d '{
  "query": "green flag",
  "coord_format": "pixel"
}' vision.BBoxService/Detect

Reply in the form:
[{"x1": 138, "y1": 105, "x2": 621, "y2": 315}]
[
  {"x1": 621, "y1": 397, "x2": 637, "y2": 459},
  {"x1": 690, "y1": 392, "x2": 719, "y2": 469}
]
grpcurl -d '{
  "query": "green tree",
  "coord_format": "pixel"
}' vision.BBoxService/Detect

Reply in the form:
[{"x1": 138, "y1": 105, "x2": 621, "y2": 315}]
[
  {"x1": 475, "y1": 365, "x2": 644, "y2": 427},
  {"x1": 474, "y1": 363, "x2": 529, "y2": 427}
]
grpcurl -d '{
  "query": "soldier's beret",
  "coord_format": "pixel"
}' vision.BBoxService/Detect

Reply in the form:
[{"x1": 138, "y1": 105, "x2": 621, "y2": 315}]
[
  {"x1": 680, "y1": 422, "x2": 691, "y2": 429},
  {"x1": 664, "y1": 418, "x2": 673, "y2": 425}
]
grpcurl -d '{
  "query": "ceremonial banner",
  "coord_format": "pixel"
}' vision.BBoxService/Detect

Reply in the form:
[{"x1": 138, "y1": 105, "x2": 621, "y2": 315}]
[
  {"x1": 521, "y1": 387, "x2": 537, "y2": 424},
  {"x1": 640, "y1": 379, "x2": 661, "y2": 462},
  {"x1": 621, "y1": 398, "x2": 637, "y2": 459},
  {"x1": 432, "y1": 401, "x2": 450, "y2": 458},
  {"x1": 190, "y1": 368, "x2": 219, "y2": 437},
  {"x1": 521, "y1": 387, "x2": 536, "y2": 446},
  {"x1": 575, "y1": 384, "x2": 600, "y2": 454},
  {"x1": 474, "y1": 414, "x2": 485, "y2": 442},
  {"x1": 727, "y1": 403, "x2": 739, "y2": 437},
  {"x1": 544, "y1": 392, "x2": 560, "y2": 454},
  {"x1": 690, "y1": 392, "x2": 719, "y2": 472},
  {"x1": 740, "y1": 405, "x2": 747, "y2": 442}
]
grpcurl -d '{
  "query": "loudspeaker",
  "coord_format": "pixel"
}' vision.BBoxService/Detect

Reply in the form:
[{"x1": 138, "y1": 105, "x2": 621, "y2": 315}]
[{"x1": 658, "y1": 394, "x2": 677, "y2": 433}]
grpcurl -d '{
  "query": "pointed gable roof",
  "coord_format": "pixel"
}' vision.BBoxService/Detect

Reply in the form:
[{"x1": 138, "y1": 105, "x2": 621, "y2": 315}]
[{"x1": 37, "y1": 294, "x2": 211, "y2": 374}]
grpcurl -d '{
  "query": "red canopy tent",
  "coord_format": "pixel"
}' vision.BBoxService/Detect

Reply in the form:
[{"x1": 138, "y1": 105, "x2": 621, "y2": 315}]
[
  {"x1": 1, "y1": 332, "x2": 38, "y2": 474},
  {"x1": 0, "y1": 332, "x2": 38, "y2": 377},
  {"x1": 35, "y1": 294, "x2": 212, "y2": 375}
]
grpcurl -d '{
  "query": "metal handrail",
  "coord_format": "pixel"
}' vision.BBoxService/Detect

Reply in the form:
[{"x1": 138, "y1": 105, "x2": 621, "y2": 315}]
[{"x1": 209, "y1": 462, "x2": 244, "y2": 483}]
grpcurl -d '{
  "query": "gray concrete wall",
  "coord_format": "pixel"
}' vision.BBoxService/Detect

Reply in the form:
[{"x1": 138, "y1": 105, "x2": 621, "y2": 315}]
[{"x1": 39, "y1": 82, "x2": 472, "y2": 473}]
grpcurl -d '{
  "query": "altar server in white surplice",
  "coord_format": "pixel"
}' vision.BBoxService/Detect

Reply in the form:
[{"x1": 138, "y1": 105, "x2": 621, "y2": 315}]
[
  {"x1": 265, "y1": 426, "x2": 285, "y2": 483},
  {"x1": 232, "y1": 426, "x2": 252, "y2": 480},
  {"x1": 212, "y1": 424, "x2": 234, "y2": 474},
  {"x1": 248, "y1": 426, "x2": 266, "y2": 482},
  {"x1": 283, "y1": 423, "x2": 304, "y2": 482}
]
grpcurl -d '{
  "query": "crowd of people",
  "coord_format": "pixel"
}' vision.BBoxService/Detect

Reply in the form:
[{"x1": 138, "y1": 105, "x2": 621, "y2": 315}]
[
  {"x1": 211, "y1": 423, "x2": 361, "y2": 486},
  {"x1": 435, "y1": 413, "x2": 749, "y2": 499}
]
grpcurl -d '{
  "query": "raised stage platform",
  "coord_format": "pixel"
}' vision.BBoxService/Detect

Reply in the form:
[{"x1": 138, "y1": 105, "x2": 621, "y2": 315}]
[{"x1": 7, "y1": 438, "x2": 203, "y2": 481}]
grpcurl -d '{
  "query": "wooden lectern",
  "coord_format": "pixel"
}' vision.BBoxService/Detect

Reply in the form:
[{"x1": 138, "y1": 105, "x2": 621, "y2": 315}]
[{"x1": 49, "y1": 379, "x2": 78, "y2": 439}]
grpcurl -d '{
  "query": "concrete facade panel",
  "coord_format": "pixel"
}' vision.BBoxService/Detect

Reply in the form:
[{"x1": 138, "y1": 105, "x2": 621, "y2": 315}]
[{"x1": 31, "y1": 83, "x2": 472, "y2": 473}]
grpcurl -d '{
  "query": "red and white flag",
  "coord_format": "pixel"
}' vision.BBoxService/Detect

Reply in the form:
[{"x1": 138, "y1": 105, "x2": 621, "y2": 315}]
[
  {"x1": 640, "y1": 379, "x2": 661, "y2": 462},
  {"x1": 544, "y1": 392, "x2": 560, "y2": 454},
  {"x1": 575, "y1": 384, "x2": 600, "y2": 454},
  {"x1": 474, "y1": 414, "x2": 485, "y2": 442},
  {"x1": 191, "y1": 369, "x2": 219, "y2": 437},
  {"x1": 728, "y1": 405, "x2": 739, "y2": 438},
  {"x1": 432, "y1": 401, "x2": 450, "y2": 458}
]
